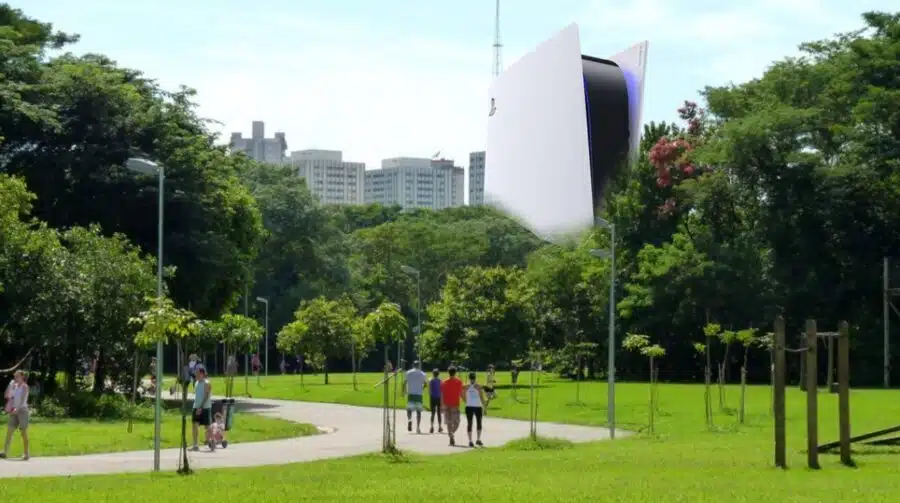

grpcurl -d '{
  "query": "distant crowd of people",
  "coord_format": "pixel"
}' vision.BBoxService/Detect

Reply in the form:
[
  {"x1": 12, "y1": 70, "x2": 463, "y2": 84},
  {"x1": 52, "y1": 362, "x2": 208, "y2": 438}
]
[{"x1": 402, "y1": 361, "x2": 502, "y2": 447}]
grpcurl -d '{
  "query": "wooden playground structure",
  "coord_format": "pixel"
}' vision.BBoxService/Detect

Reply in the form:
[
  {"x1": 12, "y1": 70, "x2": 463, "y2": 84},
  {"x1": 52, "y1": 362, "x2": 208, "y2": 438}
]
[{"x1": 772, "y1": 317, "x2": 899, "y2": 469}]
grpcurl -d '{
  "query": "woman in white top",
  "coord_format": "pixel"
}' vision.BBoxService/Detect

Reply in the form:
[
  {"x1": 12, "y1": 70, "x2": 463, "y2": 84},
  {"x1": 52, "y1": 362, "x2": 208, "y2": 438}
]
[
  {"x1": 1, "y1": 370, "x2": 30, "y2": 460},
  {"x1": 464, "y1": 372, "x2": 488, "y2": 448}
]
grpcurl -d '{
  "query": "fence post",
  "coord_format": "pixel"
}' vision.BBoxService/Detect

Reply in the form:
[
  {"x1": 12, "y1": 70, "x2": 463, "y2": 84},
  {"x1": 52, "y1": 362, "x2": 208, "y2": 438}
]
[
  {"x1": 774, "y1": 316, "x2": 787, "y2": 468},
  {"x1": 838, "y1": 321, "x2": 852, "y2": 466},
  {"x1": 806, "y1": 319, "x2": 820, "y2": 469}
]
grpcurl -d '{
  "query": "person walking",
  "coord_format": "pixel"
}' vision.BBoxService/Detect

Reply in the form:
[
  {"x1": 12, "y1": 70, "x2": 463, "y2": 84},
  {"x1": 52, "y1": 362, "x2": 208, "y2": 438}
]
[
  {"x1": 191, "y1": 366, "x2": 214, "y2": 451},
  {"x1": 1, "y1": 370, "x2": 30, "y2": 460},
  {"x1": 404, "y1": 361, "x2": 427, "y2": 434},
  {"x1": 484, "y1": 364, "x2": 497, "y2": 410},
  {"x1": 428, "y1": 369, "x2": 443, "y2": 434},
  {"x1": 440, "y1": 366, "x2": 463, "y2": 446},
  {"x1": 464, "y1": 371, "x2": 487, "y2": 448}
]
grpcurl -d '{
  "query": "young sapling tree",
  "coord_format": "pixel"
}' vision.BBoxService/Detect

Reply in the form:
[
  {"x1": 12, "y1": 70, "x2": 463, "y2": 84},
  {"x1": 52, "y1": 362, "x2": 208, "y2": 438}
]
[
  {"x1": 623, "y1": 333, "x2": 667, "y2": 434},
  {"x1": 693, "y1": 342, "x2": 713, "y2": 429},
  {"x1": 702, "y1": 323, "x2": 721, "y2": 413},
  {"x1": 735, "y1": 328, "x2": 758, "y2": 424},
  {"x1": 717, "y1": 329, "x2": 739, "y2": 410}
]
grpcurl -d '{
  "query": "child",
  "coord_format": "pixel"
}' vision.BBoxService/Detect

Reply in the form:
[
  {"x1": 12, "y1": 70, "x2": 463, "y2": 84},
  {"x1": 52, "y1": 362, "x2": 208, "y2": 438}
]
[{"x1": 209, "y1": 412, "x2": 228, "y2": 449}]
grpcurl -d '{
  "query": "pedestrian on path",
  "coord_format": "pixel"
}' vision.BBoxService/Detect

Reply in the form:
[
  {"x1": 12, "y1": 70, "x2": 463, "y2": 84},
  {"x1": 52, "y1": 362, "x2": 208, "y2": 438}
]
[
  {"x1": 484, "y1": 364, "x2": 497, "y2": 409},
  {"x1": 428, "y1": 369, "x2": 443, "y2": 434},
  {"x1": 440, "y1": 366, "x2": 463, "y2": 446},
  {"x1": 191, "y1": 366, "x2": 214, "y2": 451},
  {"x1": 464, "y1": 372, "x2": 487, "y2": 448},
  {"x1": 404, "y1": 361, "x2": 427, "y2": 434},
  {"x1": 1, "y1": 370, "x2": 30, "y2": 460}
]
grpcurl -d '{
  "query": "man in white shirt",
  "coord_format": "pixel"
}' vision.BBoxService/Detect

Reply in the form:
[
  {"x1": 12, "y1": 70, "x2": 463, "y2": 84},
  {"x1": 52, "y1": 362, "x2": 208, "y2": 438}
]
[{"x1": 404, "y1": 361, "x2": 427, "y2": 434}]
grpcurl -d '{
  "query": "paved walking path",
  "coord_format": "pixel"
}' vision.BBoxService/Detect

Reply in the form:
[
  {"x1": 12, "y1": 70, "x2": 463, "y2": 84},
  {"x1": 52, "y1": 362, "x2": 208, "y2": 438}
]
[{"x1": 0, "y1": 397, "x2": 626, "y2": 478}]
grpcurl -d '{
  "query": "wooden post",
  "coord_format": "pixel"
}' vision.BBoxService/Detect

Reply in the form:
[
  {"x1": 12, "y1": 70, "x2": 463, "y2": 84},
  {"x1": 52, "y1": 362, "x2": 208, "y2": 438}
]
[
  {"x1": 838, "y1": 321, "x2": 852, "y2": 466},
  {"x1": 774, "y1": 316, "x2": 787, "y2": 468},
  {"x1": 799, "y1": 342, "x2": 807, "y2": 391},
  {"x1": 826, "y1": 335, "x2": 835, "y2": 392},
  {"x1": 806, "y1": 319, "x2": 820, "y2": 469}
]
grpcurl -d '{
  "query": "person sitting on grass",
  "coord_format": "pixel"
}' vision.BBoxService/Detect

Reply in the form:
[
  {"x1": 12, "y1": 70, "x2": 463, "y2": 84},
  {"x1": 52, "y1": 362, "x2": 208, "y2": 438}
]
[
  {"x1": 191, "y1": 366, "x2": 214, "y2": 452},
  {"x1": 1, "y1": 370, "x2": 30, "y2": 461}
]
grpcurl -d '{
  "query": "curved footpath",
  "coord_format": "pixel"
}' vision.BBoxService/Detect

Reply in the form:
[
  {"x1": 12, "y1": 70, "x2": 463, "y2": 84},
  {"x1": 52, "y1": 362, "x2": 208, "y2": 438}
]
[{"x1": 0, "y1": 397, "x2": 627, "y2": 479}]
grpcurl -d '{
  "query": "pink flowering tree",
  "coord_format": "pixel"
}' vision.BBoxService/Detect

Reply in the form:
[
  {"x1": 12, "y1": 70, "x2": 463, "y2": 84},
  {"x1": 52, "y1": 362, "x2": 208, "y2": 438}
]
[{"x1": 647, "y1": 101, "x2": 709, "y2": 218}]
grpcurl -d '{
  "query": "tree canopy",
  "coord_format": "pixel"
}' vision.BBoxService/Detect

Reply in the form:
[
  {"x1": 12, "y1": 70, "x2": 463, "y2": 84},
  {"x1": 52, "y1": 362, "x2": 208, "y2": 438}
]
[{"x1": 3, "y1": 5, "x2": 899, "y2": 393}]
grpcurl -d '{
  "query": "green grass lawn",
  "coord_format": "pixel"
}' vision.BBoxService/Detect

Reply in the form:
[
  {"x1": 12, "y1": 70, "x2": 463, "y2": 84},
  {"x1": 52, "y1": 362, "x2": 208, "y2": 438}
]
[
  {"x1": 0, "y1": 408, "x2": 317, "y2": 458},
  {"x1": 2, "y1": 374, "x2": 900, "y2": 501}
]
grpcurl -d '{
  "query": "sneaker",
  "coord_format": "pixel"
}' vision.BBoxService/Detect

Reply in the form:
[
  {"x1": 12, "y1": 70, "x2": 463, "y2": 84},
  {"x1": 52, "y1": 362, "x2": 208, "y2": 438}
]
[
  {"x1": 468, "y1": 441, "x2": 475, "y2": 448},
  {"x1": 449, "y1": 436, "x2": 455, "y2": 446},
  {"x1": 416, "y1": 428, "x2": 421, "y2": 434},
  {"x1": 439, "y1": 427, "x2": 444, "y2": 433},
  {"x1": 476, "y1": 440, "x2": 483, "y2": 447},
  {"x1": 22, "y1": 454, "x2": 29, "y2": 461},
  {"x1": 190, "y1": 446, "x2": 200, "y2": 452},
  {"x1": 407, "y1": 421, "x2": 412, "y2": 432},
  {"x1": 430, "y1": 426, "x2": 434, "y2": 434},
  {"x1": 0, "y1": 452, "x2": 6, "y2": 459}
]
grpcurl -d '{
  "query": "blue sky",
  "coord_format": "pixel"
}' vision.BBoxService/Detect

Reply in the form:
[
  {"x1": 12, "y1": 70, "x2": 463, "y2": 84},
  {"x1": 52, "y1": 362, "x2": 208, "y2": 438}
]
[{"x1": 17, "y1": 0, "x2": 897, "y2": 171}]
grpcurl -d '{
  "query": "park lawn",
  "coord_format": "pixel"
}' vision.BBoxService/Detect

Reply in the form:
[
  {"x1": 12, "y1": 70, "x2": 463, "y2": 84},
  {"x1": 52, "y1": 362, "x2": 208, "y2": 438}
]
[
  {"x1": 2, "y1": 376, "x2": 899, "y2": 501},
  {"x1": 0, "y1": 408, "x2": 318, "y2": 458}
]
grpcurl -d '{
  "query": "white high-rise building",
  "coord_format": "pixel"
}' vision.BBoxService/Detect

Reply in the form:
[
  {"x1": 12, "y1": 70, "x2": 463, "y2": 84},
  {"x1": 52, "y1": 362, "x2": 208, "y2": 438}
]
[
  {"x1": 289, "y1": 150, "x2": 365, "y2": 205},
  {"x1": 229, "y1": 121, "x2": 287, "y2": 164},
  {"x1": 365, "y1": 157, "x2": 465, "y2": 210},
  {"x1": 468, "y1": 151, "x2": 485, "y2": 205}
]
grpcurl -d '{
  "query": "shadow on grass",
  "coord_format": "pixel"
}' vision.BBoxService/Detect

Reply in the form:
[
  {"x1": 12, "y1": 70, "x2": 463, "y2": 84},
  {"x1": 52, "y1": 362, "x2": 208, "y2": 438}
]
[{"x1": 503, "y1": 436, "x2": 574, "y2": 451}]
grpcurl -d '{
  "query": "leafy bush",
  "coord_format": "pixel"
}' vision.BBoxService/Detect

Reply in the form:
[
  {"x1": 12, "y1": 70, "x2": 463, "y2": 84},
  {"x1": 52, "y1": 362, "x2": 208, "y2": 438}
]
[
  {"x1": 37, "y1": 390, "x2": 148, "y2": 420},
  {"x1": 35, "y1": 398, "x2": 67, "y2": 419}
]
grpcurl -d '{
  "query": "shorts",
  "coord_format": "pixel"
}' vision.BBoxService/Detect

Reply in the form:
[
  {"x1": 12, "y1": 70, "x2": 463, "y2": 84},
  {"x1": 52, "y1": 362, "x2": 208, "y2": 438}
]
[
  {"x1": 407, "y1": 394, "x2": 424, "y2": 411},
  {"x1": 430, "y1": 396, "x2": 442, "y2": 411},
  {"x1": 8, "y1": 408, "x2": 29, "y2": 430},
  {"x1": 192, "y1": 408, "x2": 212, "y2": 426},
  {"x1": 485, "y1": 386, "x2": 495, "y2": 396}
]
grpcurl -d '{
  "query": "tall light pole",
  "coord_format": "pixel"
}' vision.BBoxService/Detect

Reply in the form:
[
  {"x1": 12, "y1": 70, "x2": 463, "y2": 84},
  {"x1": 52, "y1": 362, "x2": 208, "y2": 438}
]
[
  {"x1": 125, "y1": 157, "x2": 164, "y2": 471},
  {"x1": 400, "y1": 265, "x2": 421, "y2": 362},
  {"x1": 591, "y1": 215, "x2": 616, "y2": 440},
  {"x1": 256, "y1": 297, "x2": 269, "y2": 377}
]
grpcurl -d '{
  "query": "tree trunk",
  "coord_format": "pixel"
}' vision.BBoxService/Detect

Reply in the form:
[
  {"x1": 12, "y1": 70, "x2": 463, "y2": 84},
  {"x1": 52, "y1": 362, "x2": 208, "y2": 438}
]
[
  {"x1": 92, "y1": 350, "x2": 107, "y2": 395},
  {"x1": 739, "y1": 348, "x2": 748, "y2": 424},
  {"x1": 324, "y1": 359, "x2": 329, "y2": 385},
  {"x1": 648, "y1": 356, "x2": 655, "y2": 434}
]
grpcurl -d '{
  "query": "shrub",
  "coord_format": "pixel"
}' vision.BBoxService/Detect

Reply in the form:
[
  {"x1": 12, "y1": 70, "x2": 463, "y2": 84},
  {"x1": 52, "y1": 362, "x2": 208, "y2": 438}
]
[{"x1": 35, "y1": 397, "x2": 67, "y2": 419}]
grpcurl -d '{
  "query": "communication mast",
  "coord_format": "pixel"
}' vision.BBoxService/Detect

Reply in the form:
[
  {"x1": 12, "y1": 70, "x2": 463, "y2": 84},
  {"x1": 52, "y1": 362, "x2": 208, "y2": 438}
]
[{"x1": 492, "y1": 0, "x2": 502, "y2": 77}]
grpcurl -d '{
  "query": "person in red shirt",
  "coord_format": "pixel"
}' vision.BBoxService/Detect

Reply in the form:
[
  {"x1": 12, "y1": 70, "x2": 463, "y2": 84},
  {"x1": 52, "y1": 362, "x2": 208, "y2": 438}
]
[{"x1": 440, "y1": 366, "x2": 464, "y2": 446}]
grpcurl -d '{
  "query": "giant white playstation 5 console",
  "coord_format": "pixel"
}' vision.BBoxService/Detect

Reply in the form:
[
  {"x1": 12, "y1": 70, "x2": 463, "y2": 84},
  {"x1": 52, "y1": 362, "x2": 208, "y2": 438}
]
[{"x1": 484, "y1": 24, "x2": 648, "y2": 241}]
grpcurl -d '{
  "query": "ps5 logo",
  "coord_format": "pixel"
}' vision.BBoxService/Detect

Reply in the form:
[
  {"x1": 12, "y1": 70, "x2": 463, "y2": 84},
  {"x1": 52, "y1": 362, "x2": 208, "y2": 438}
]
[{"x1": 488, "y1": 97, "x2": 496, "y2": 117}]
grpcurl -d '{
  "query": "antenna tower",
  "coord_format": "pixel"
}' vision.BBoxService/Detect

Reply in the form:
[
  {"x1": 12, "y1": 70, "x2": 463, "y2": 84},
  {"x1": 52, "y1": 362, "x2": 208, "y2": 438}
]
[{"x1": 492, "y1": 0, "x2": 502, "y2": 77}]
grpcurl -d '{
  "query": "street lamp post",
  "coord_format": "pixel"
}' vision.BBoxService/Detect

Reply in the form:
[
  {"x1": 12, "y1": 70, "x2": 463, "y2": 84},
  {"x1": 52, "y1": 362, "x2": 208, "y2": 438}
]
[
  {"x1": 591, "y1": 216, "x2": 616, "y2": 440},
  {"x1": 400, "y1": 265, "x2": 421, "y2": 362},
  {"x1": 255, "y1": 297, "x2": 269, "y2": 377},
  {"x1": 125, "y1": 157, "x2": 164, "y2": 471}
]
